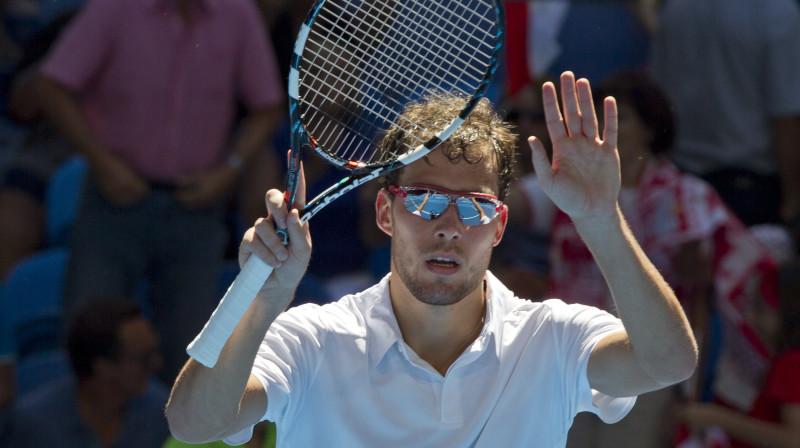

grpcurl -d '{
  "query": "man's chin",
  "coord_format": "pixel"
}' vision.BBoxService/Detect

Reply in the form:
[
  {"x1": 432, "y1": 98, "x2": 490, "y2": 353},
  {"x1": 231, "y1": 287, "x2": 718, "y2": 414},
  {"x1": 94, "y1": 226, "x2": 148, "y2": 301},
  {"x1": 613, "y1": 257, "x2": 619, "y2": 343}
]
[{"x1": 409, "y1": 280, "x2": 471, "y2": 306}]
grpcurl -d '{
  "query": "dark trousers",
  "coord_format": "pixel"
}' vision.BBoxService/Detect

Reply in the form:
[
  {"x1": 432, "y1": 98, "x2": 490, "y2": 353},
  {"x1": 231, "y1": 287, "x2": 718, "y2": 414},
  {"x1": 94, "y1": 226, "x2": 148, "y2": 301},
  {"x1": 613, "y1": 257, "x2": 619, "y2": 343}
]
[{"x1": 64, "y1": 178, "x2": 229, "y2": 385}]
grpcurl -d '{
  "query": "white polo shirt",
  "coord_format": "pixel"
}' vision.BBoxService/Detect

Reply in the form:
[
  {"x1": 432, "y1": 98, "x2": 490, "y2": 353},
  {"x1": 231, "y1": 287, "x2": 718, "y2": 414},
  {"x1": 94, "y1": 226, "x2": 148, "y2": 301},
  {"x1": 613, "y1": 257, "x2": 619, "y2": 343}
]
[{"x1": 226, "y1": 272, "x2": 635, "y2": 447}]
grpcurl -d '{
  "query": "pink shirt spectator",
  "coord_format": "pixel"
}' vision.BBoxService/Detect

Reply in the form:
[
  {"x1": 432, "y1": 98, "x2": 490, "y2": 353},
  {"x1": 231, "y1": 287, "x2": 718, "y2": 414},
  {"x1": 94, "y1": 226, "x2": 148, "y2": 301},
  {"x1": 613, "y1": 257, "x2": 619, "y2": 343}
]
[{"x1": 40, "y1": 0, "x2": 283, "y2": 182}]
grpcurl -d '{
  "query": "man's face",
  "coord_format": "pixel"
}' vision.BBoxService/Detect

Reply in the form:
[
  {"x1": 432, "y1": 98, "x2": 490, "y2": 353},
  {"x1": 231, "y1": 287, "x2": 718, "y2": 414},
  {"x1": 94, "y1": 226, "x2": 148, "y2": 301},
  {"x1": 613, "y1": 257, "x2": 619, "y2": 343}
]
[
  {"x1": 106, "y1": 317, "x2": 162, "y2": 397},
  {"x1": 376, "y1": 148, "x2": 507, "y2": 306}
]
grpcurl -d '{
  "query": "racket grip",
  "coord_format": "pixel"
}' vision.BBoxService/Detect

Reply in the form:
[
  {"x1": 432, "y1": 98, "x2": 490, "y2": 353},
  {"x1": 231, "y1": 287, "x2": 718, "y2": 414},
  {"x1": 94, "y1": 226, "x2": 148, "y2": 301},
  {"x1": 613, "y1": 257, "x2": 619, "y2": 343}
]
[{"x1": 186, "y1": 256, "x2": 274, "y2": 367}]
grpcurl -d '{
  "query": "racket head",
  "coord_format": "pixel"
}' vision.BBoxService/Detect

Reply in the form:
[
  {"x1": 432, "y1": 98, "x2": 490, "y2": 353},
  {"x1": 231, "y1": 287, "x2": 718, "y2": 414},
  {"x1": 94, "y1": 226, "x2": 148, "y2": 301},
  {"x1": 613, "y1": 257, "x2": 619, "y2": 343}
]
[{"x1": 287, "y1": 0, "x2": 505, "y2": 177}]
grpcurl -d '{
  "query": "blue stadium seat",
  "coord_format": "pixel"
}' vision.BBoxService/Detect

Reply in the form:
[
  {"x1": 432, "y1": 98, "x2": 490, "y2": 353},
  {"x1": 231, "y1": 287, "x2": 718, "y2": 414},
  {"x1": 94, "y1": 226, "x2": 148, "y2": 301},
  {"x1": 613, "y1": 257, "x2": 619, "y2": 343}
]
[
  {"x1": 3, "y1": 248, "x2": 68, "y2": 359},
  {"x1": 15, "y1": 349, "x2": 71, "y2": 396},
  {"x1": 45, "y1": 156, "x2": 87, "y2": 247}
]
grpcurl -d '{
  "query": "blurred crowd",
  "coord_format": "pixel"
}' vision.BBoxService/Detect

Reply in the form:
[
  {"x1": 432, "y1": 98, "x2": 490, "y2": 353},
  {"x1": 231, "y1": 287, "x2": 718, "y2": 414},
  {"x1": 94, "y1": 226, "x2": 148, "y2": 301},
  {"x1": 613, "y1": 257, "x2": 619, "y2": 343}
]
[{"x1": 0, "y1": 0, "x2": 798, "y2": 447}]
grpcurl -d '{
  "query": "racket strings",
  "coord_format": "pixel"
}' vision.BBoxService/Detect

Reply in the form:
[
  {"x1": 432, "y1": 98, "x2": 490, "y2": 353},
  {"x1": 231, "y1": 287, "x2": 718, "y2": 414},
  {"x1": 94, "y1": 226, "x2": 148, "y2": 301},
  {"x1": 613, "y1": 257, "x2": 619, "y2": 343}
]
[
  {"x1": 300, "y1": 1, "x2": 487, "y2": 157},
  {"x1": 298, "y1": 0, "x2": 499, "y2": 165},
  {"x1": 306, "y1": 0, "x2": 487, "y2": 97},
  {"x1": 304, "y1": 0, "x2": 491, "y2": 115}
]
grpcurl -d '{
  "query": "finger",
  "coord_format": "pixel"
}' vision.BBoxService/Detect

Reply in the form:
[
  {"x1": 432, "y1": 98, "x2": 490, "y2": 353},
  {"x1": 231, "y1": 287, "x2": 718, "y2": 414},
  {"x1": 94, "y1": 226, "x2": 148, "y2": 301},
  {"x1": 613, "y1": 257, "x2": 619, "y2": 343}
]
[
  {"x1": 602, "y1": 96, "x2": 618, "y2": 150},
  {"x1": 576, "y1": 78, "x2": 598, "y2": 139},
  {"x1": 238, "y1": 227, "x2": 255, "y2": 268},
  {"x1": 265, "y1": 188, "x2": 289, "y2": 230},
  {"x1": 285, "y1": 208, "x2": 311, "y2": 257},
  {"x1": 541, "y1": 81, "x2": 567, "y2": 142},
  {"x1": 528, "y1": 136, "x2": 553, "y2": 185},
  {"x1": 559, "y1": 71, "x2": 581, "y2": 137},
  {"x1": 239, "y1": 219, "x2": 286, "y2": 268},
  {"x1": 253, "y1": 217, "x2": 290, "y2": 266}
]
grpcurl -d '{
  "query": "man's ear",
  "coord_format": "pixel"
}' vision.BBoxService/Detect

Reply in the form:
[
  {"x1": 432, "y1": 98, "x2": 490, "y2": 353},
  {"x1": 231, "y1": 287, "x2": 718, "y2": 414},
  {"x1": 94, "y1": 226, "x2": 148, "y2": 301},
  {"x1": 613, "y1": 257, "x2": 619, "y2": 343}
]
[
  {"x1": 492, "y1": 206, "x2": 508, "y2": 247},
  {"x1": 376, "y1": 188, "x2": 393, "y2": 237}
]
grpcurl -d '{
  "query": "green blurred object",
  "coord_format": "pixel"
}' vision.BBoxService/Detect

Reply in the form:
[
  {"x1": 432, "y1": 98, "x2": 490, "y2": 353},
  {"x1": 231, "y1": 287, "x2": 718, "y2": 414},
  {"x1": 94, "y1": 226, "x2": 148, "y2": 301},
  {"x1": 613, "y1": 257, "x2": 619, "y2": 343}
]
[{"x1": 162, "y1": 421, "x2": 276, "y2": 448}]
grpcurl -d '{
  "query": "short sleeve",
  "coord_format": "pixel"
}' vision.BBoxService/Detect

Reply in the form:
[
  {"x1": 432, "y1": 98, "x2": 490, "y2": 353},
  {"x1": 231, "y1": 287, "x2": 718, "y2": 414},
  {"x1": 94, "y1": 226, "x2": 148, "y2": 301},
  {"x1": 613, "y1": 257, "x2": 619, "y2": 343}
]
[
  {"x1": 234, "y1": 0, "x2": 284, "y2": 110},
  {"x1": 39, "y1": 0, "x2": 117, "y2": 92},
  {"x1": 544, "y1": 299, "x2": 637, "y2": 423}
]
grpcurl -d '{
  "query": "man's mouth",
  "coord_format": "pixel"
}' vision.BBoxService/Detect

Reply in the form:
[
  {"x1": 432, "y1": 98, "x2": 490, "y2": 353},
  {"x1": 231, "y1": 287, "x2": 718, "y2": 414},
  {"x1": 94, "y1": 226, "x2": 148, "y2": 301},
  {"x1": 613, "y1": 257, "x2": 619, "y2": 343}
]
[{"x1": 427, "y1": 256, "x2": 459, "y2": 267}]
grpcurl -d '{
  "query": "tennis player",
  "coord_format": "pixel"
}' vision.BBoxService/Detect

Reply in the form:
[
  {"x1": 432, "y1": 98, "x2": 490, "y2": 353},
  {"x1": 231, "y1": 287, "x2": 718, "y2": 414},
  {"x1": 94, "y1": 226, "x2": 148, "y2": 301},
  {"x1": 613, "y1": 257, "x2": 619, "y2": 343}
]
[{"x1": 166, "y1": 72, "x2": 697, "y2": 447}]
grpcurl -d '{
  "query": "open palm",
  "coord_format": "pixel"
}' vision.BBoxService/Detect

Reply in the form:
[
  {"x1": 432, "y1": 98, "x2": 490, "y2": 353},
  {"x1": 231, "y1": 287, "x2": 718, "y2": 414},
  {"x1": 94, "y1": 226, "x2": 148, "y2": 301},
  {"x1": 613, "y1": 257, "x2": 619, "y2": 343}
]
[{"x1": 529, "y1": 72, "x2": 621, "y2": 221}]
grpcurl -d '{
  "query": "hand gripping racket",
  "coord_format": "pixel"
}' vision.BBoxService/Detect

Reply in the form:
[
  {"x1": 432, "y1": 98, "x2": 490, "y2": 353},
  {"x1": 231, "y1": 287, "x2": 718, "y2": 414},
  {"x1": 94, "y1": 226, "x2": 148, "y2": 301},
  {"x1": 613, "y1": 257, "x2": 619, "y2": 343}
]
[{"x1": 187, "y1": 0, "x2": 505, "y2": 367}]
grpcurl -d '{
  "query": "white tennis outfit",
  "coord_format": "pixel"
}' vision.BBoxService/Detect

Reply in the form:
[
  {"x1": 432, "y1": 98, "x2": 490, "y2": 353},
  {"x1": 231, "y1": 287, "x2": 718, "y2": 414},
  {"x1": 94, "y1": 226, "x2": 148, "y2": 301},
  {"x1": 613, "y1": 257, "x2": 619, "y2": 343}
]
[{"x1": 226, "y1": 272, "x2": 635, "y2": 447}]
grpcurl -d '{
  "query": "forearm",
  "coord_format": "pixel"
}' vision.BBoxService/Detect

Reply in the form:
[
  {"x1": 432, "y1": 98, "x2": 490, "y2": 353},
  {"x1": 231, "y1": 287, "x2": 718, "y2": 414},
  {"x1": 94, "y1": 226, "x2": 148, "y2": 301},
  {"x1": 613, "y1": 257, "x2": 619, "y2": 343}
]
[
  {"x1": 35, "y1": 77, "x2": 113, "y2": 168},
  {"x1": 166, "y1": 291, "x2": 289, "y2": 443},
  {"x1": 698, "y1": 406, "x2": 800, "y2": 448},
  {"x1": 574, "y1": 207, "x2": 697, "y2": 384}
]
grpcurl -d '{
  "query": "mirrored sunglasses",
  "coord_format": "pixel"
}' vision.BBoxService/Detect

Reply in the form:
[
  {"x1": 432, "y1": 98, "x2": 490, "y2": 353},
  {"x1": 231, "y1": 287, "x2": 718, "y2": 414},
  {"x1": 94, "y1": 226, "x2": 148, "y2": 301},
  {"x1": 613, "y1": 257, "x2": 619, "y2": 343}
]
[{"x1": 388, "y1": 185, "x2": 504, "y2": 226}]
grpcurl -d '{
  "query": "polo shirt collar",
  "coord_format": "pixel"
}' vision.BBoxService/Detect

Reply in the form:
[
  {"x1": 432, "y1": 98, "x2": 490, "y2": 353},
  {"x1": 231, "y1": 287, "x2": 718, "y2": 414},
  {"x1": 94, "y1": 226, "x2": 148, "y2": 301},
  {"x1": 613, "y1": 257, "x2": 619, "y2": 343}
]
[{"x1": 366, "y1": 272, "x2": 502, "y2": 370}]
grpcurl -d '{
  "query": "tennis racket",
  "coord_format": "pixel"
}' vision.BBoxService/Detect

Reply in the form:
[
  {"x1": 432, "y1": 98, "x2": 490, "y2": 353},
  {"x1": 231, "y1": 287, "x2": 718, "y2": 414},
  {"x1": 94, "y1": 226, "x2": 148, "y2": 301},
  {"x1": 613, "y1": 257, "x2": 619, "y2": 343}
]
[{"x1": 187, "y1": 0, "x2": 505, "y2": 367}]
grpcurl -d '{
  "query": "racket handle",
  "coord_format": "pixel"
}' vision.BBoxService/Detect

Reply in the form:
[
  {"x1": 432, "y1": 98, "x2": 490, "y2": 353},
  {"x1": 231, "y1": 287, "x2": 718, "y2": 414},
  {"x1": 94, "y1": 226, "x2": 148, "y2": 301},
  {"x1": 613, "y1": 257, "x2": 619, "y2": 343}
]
[{"x1": 186, "y1": 256, "x2": 274, "y2": 367}]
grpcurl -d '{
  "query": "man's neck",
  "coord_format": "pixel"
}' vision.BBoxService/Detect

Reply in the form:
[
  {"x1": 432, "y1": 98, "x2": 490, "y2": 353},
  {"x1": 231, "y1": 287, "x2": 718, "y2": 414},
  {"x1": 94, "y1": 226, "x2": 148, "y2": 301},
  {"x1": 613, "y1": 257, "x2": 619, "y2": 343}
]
[{"x1": 389, "y1": 275, "x2": 487, "y2": 375}]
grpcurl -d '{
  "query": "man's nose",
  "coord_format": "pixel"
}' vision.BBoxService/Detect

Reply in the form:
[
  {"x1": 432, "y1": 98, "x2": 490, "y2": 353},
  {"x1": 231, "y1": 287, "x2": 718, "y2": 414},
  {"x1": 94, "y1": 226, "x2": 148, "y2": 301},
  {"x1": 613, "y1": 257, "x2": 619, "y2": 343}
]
[{"x1": 433, "y1": 205, "x2": 462, "y2": 240}]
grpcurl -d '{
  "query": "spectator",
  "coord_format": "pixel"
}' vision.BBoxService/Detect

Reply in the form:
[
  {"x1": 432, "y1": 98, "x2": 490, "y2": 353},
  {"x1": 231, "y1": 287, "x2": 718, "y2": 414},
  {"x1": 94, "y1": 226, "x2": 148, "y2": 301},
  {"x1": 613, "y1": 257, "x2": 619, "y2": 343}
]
[
  {"x1": 647, "y1": 0, "x2": 800, "y2": 417},
  {"x1": 35, "y1": 0, "x2": 284, "y2": 383},
  {"x1": 165, "y1": 72, "x2": 697, "y2": 447},
  {"x1": 676, "y1": 260, "x2": 800, "y2": 448},
  {"x1": 649, "y1": 0, "x2": 800, "y2": 234},
  {"x1": 0, "y1": 298, "x2": 169, "y2": 448}
]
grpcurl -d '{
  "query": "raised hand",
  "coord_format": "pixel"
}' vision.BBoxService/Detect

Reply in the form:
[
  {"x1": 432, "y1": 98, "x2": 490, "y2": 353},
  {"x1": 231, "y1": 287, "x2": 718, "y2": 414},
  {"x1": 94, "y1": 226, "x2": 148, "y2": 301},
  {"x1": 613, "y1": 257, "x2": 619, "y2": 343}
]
[
  {"x1": 528, "y1": 71, "x2": 621, "y2": 221},
  {"x1": 239, "y1": 155, "x2": 312, "y2": 299}
]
